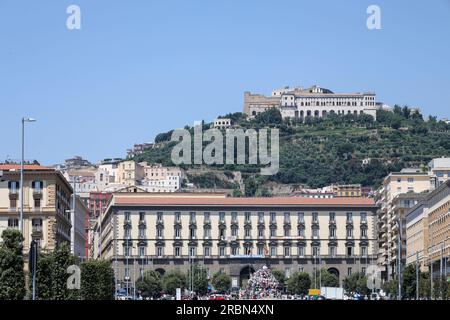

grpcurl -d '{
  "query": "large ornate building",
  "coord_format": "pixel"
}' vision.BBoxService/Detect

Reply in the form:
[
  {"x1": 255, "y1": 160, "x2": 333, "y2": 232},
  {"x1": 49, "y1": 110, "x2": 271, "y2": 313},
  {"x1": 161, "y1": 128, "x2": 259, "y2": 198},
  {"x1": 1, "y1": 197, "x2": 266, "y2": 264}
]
[
  {"x1": 243, "y1": 85, "x2": 378, "y2": 120},
  {"x1": 96, "y1": 193, "x2": 377, "y2": 292}
]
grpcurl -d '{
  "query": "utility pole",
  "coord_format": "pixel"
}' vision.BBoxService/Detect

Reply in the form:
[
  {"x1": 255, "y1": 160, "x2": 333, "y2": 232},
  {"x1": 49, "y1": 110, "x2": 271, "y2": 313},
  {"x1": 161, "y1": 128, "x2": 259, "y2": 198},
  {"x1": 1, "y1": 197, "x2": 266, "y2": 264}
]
[
  {"x1": 19, "y1": 117, "x2": 36, "y2": 235},
  {"x1": 416, "y1": 252, "x2": 419, "y2": 300},
  {"x1": 397, "y1": 218, "x2": 402, "y2": 300}
]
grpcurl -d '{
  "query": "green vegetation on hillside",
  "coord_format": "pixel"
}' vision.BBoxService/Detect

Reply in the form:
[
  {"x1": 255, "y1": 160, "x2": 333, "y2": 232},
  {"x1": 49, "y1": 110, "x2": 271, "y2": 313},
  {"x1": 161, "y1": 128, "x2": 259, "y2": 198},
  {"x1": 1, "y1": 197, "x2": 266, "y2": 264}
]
[{"x1": 134, "y1": 106, "x2": 450, "y2": 193}]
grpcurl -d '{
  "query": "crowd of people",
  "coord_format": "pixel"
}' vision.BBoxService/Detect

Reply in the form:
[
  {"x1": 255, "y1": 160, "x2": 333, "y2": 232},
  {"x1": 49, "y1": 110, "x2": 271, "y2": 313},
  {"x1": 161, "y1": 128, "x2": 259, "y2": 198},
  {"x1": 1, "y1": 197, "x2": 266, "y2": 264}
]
[{"x1": 243, "y1": 265, "x2": 280, "y2": 299}]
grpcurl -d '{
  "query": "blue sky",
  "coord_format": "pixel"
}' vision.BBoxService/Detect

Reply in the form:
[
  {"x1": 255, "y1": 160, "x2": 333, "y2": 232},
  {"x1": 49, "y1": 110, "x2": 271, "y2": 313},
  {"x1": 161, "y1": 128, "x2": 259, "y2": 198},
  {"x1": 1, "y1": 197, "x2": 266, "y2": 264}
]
[{"x1": 1, "y1": 0, "x2": 449, "y2": 165}]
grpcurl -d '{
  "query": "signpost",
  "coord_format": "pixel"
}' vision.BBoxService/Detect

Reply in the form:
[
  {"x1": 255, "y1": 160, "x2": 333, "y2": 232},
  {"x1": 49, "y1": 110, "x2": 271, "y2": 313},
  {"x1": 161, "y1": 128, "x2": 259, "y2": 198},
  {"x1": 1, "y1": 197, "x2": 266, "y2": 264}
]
[{"x1": 29, "y1": 240, "x2": 38, "y2": 300}]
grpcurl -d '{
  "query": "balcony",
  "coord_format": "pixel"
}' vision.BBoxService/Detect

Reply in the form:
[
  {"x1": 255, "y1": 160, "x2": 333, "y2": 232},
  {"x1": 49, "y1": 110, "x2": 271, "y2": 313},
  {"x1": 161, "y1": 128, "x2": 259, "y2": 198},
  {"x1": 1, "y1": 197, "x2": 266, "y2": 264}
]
[
  {"x1": 33, "y1": 189, "x2": 43, "y2": 199},
  {"x1": 346, "y1": 219, "x2": 353, "y2": 226},
  {"x1": 123, "y1": 219, "x2": 131, "y2": 227},
  {"x1": 139, "y1": 220, "x2": 147, "y2": 227},
  {"x1": 329, "y1": 219, "x2": 336, "y2": 226}
]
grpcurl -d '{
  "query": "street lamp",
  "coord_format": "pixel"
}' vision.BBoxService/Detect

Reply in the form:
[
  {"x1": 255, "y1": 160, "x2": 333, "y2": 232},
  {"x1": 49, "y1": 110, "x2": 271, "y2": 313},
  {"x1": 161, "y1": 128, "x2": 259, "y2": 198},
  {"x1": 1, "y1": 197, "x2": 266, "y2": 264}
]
[{"x1": 20, "y1": 117, "x2": 36, "y2": 235}]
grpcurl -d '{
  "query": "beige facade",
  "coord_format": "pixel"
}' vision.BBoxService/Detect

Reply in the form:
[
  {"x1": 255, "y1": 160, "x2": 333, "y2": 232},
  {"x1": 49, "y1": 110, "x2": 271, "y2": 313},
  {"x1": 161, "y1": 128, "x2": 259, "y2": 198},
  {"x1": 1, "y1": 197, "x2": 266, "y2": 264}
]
[
  {"x1": 0, "y1": 164, "x2": 72, "y2": 254},
  {"x1": 406, "y1": 203, "x2": 429, "y2": 271},
  {"x1": 97, "y1": 194, "x2": 377, "y2": 290},
  {"x1": 244, "y1": 85, "x2": 378, "y2": 120}
]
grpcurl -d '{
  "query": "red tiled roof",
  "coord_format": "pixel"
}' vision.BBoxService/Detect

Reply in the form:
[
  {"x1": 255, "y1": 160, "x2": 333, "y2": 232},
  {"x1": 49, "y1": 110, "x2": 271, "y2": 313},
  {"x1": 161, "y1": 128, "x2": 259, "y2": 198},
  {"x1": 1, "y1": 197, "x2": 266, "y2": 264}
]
[
  {"x1": 113, "y1": 196, "x2": 376, "y2": 207},
  {"x1": 0, "y1": 164, "x2": 51, "y2": 171}
]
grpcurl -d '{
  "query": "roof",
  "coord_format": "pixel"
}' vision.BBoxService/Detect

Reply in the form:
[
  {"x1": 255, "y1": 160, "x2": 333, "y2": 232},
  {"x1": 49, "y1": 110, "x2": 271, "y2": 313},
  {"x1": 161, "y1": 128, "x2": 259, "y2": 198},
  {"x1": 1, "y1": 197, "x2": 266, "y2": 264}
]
[
  {"x1": 111, "y1": 195, "x2": 376, "y2": 207},
  {"x1": 0, "y1": 164, "x2": 51, "y2": 171}
]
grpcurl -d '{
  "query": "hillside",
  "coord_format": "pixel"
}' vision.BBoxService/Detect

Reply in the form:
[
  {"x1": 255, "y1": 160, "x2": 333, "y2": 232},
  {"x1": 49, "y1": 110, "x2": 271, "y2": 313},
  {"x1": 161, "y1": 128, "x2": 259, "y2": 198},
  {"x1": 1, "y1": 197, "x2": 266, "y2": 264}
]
[{"x1": 133, "y1": 107, "x2": 450, "y2": 196}]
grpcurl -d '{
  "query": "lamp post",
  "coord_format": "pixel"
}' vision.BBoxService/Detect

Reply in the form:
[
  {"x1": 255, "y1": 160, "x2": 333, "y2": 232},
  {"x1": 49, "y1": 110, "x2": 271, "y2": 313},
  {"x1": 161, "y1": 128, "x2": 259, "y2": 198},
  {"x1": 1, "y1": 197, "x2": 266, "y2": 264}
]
[{"x1": 19, "y1": 117, "x2": 36, "y2": 235}]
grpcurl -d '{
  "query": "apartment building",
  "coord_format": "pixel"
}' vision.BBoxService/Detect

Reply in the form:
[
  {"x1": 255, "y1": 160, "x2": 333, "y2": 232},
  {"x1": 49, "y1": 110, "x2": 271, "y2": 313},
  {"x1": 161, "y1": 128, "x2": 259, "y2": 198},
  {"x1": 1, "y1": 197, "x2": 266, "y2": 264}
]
[
  {"x1": 97, "y1": 193, "x2": 377, "y2": 291},
  {"x1": 406, "y1": 180, "x2": 450, "y2": 276},
  {"x1": 429, "y1": 158, "x2": 450, "y2": 190},
  {"x1": 243, "y1": 85, "x2": 378, "y2": 120},
  {"x1": 0, "y1": 164, "x2": 72, "y2": 254},
  {"x1": 376, "y1": 168, "x2": 430, "y2": 280},
  {"x1": 72, "y1": 195, "x2": 88, "y2": 259}
]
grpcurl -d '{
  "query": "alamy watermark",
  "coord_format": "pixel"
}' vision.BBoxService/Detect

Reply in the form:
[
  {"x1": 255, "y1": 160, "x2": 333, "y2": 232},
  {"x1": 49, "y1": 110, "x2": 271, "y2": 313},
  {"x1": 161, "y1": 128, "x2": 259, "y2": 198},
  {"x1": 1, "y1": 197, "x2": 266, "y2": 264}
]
[
  {"x1": 367, "y1": 5, "x2": 381, "y2": 30},
  {"x1": 170, "y1": 122, "x2": 279, "y2": 175},
  {"x1": 66, "y1": 5, "x2": 81, "y2": 30}
]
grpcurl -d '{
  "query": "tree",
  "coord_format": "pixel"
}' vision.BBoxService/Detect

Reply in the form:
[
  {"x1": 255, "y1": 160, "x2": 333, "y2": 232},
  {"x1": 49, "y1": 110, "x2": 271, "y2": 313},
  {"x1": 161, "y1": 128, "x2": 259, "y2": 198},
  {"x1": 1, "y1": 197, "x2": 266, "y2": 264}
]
[
  {"x1": 0, "y1": 229, "x2": 25, "y2": 300},
  {"x1": 162, "y1": 270, "x2": 186, "y2": 295},
  {"x1": 314, "y1": 268, "x2": 339, "y2": 287},
  {"x1": 51, "y1": 243, "x2": 76, "y2": 300},
  {"x1": 187, "y1": 264, "x2": 209, "y2": 295},
  {"x1": 272, "y1": 270, "x2": 286, "y2": 292},
  {"x1": 211, "y1": 272, "x2": 231, "y2": 293},
  {"x1": 402, "y1": 264, "x2": 417, "y2": 299},
  {"x1": 136, "y1": 270, "x2": 162, "y2": 299},
  {"x1": 34, "y1": 253, "x2": 54, "y2": 300},
  {"x1": 286, "y1": 272, "x2": 311, "y2": 295},
  {"x1": 343, "y1": 272, "x2": 369, "y2": 295},
  {"x1": 253, "y1": 108, "x2": 283, "y2": 126},
  {"x1": 81, "y1": 260, "x2": 115, "y2": 300}
]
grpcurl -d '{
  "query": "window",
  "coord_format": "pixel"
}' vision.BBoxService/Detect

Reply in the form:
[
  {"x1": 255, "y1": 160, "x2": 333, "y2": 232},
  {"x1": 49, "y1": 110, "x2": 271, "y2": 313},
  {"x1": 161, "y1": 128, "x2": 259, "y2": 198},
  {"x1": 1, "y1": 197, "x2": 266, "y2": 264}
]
[
  {"x1": 190, "y1": 228, "x2": 196, "y2": 239},
  {"x1": 204, "y1": 247, "x2": 210, "y2": 257},
  {"x1": 219, "y1": 228, "x2": 225, "y2": 238},
  {"x1": 231, "y1": 246, "x2": 238, "y2": 255},
  {"x1": 139, "y1": 246, "x2": 145, "y2": 257},
  {"x1": 284, "y1": 228, "x2": 290, "y2": 237},
  {"x1": 347, "y1": 267, "x2": 352, "y2": 276},
  {"x1": 32, "y1": 181, "x2": 43, "y2": 191},
  {"x1": 298, "y1": 226, "x2": 305, "y2": 237},
  {"x1": 270, "y1": 246, "x2": 276, "y2": 257},
  {"x1": 362, "y1": 267, "x2": 366, "y2": 275},
  {"x1": 231, "y1": 212, "x2": 237, "y2": 222},
  {"x1": 231, "y1": 227, "x2": 237, "y2": 237},
  {"x1": 346, "y1": 227, "x2": 353, "y2": 238},
  {"x1": 329, "y1": 212, "x2": 335, "y2": 222},
  {"x1": 204, "y1": 212, "x2": 210, "y2": 222},
  {"x1": 157, "y1": 212, "x2": 163, "y2": 222},
  {"x1": 361, "y1": 246, "x2": 367, "y2": 256},
  {"x1": 329, "y1": 246, "x2": 336, "y2": 257},
  {"x1": 257, "y1": 246, "x2": 264, "y2": 255},
  {"x1": 219, "y1": 212, "x2": 225, "y2": 222},
  {"x1": 190, "y1": 212, "x2": 196, "y2": 223},
  {"x1": 347, "y1": 246, "x2": 353, "y2": 256},
  {"x1": 312, "y1": 246, "x2": 320, "y2": 256},
  {"x1": 284, "y1": 212, "x2": 290, "y2": 223},
  {"x1": 346, "y1": 212, "x2": 353, "y2": 222},
  {"x1": 258, "y1": 228, "x2": 264, "y2": 238},
  {"x1": 124, "y1": 228, "x2": 131, "y2": 238},
  {"x1": 312, "y1": 212, "x2": 318, "y2": 223},
  {"x1": 298, "y1": 212, "x2": 304, "y2": 223},
  {"x1": 8, "y1": 181, "x2": 19, "y2": 193},
  {"x1": 361, "y1": 212, "x2": 367, "y2": 223},
  {"x1": 157, "y1": 247, "x2": 164, "y2": 257},
  {"x1": 174, "y1": 247, "x2": 181, "y2": 257},
  {"x1": 245, "y1": 212, "x2": 251, "y2": 222},
  {"x1": 270, "y1": 229, "x2": 276, "y2": 237},
  {"x1": 245, "y1": 228, "x2": 251, "y2": 238},
  {"x1": 298, "y1": 246, "x2": 305, "y2": 257},
  {"x1": 8, "y1": 218, "x2": 19, "y2": 229},
  {"x1": 407, "y1": 178, "x2": 414, "y2": 183},
  {"x1": 204, "y1": 226, "x2": 211, "y2": 238},
  {"x1": 270, "y1": 212, "x2": 276, "y2": 223},
  {"x1": 284, "y1": 246, "x2": 290, "y2": 257},
  {"x1": 142, "y1": 228, "x2": 148, "y2": 238},
  {"x1": 312, "y1": 228, "x2": 319, "y2": 238},
  {"x1": 329, "y1": 227, "x2": 336, "y2": 238},
  {"x1": 219, "y1": 246, "x2": 225, "y2": 257},
  {"x1": 175, "y1": 212, "x2": 181, "y2": 222},
  {"x1": 139, "y1": 212, "x2": 145, "y2": 222},
  {"x1": 361, "y1": 228, "x2": 367, "y2": 238},
  {"x1": 258, "y1": 212, "x2": 264, "y2": 223},
  {"x1": 34, "y1": 198, "x2": 41, "y2": 208},
  {"x1": 124, "y1": 212, "x2": 131, "y2": 222},
  {"x1": 175, "y1": 227, "x2": 181, "y2": 239}
]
